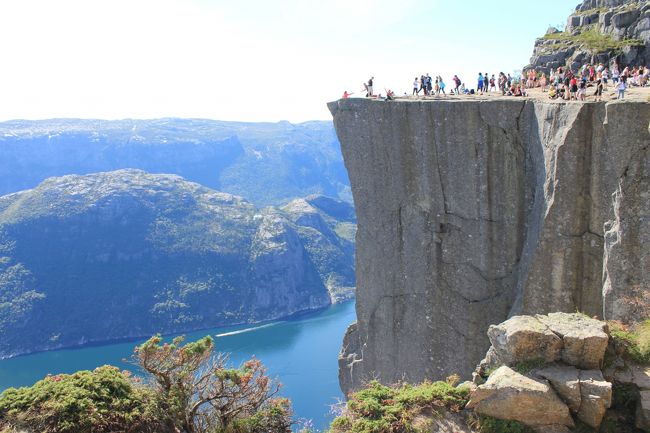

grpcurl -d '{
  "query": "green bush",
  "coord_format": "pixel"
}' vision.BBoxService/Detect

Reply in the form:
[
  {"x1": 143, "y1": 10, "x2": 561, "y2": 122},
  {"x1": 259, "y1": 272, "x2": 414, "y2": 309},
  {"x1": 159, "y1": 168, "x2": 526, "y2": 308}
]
[
  {"x1": 0, "y1": 365, "x2": 166, "y2": 433},
  {"x1": 609, "y1": 320, "x2": 650, "y2": 365},
  {"x1": 329, "y1": 380, "x2": 470, "y2": 433}
]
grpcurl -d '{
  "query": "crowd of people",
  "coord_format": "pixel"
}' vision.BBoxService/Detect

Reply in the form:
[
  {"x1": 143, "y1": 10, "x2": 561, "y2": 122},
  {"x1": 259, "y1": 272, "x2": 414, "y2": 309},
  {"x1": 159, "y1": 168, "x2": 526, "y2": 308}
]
[
  {"x1": 341, "y1": 62, "x2": 648, "y2": 102},
  {"x1": 541, "y1": 63, "x2": 648, "y2": 101}
]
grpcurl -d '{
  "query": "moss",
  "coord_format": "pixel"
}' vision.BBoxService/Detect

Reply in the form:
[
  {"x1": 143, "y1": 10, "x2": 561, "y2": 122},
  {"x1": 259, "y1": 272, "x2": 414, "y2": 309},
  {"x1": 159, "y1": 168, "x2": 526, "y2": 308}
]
[
  {"x1": 512, "y1": 358, "x2": 546, "y2": 375},
  {"x1": 609, "y1": 320, "x2": 650, "y2": 365},
  {"x1": 329, "y1": 380, "x2": 470, "y2": 433}
]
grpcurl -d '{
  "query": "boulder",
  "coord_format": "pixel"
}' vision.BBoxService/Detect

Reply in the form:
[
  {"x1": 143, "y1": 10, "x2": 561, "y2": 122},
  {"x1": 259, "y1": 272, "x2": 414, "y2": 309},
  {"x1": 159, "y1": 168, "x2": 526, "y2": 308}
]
[
  {"x1": 467, "y1": 366, "x2": 574, "y2": 427},
  {"x1": 637, "y1": 390, "x2": 650, "y2": 431},
  {"x1": 487, "y1": 316, "x2": 563, "y2": 366},
  {"x1": 612, "y1": 10, "x2": 640, "y2": 28},
  {"x1": 577, "y1": 370, "x2": 612, "y2": 428},
  {"x1": 536, "y1": 313, "x2": 609, "y2": 369},
  {"x1": 536, "y1": 365, "x2": 582, "y2": 412}
]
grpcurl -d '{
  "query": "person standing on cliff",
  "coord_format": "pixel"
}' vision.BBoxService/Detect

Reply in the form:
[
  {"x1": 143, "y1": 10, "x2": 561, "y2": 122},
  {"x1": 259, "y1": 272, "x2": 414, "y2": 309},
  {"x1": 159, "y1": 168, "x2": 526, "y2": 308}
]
[
  {"x1": 477, "y1": 73, "x2": 484, "y2": 94},
  {"x1": 367, "y1": 77, "x2": 374, "y2": 97},
  {"x1": 413, "y1": 77, "x2": 419, "y2": 96},
  {"x1": 617, "y1": 78, "x2": 626, "y2": 99},
  {"x1": 453, "y1": 75, "x2": 461, "y2": 94}
]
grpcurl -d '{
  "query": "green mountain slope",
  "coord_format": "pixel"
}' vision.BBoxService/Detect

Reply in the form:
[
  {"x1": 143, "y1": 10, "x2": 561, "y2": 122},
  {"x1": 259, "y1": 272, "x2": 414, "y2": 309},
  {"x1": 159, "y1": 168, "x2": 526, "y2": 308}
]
[{"x1": 0, "y1": 169, "x2": 355, "y2": 358}]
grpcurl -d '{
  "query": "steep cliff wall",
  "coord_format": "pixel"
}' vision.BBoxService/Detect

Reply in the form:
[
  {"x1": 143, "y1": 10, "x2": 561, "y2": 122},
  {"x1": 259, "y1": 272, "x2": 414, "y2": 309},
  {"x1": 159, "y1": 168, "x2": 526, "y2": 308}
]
[{"x1": 328, "y1": 98, "x2": 649, "y2": 395}]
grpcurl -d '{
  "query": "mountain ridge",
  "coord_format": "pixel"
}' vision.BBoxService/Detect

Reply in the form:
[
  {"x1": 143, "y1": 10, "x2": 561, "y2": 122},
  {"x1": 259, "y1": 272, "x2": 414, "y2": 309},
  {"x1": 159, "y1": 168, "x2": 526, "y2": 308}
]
[{"x1": 0, "y1": 118, "x2": 349, "y2": 207}]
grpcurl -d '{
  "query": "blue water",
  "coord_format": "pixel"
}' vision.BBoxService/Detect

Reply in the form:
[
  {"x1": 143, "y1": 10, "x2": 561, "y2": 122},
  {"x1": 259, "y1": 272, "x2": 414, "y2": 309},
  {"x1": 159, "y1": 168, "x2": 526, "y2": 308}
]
[{"x1": 0, "y1": 301, "x2": 356, "y2": 430}]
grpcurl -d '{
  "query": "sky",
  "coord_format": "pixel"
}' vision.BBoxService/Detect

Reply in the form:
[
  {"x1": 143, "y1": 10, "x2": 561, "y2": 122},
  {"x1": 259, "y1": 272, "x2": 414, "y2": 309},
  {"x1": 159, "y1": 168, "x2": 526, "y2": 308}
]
[{"x1": 0, "y1": 0, "x2": 576, "y2": 123}]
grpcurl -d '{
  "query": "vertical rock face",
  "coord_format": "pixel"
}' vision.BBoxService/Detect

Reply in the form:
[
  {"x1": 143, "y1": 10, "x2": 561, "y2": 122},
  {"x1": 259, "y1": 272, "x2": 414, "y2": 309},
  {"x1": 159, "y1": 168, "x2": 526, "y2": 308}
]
[{"x1": 328, "y1": 98, "x2": 649, "y2": 395}]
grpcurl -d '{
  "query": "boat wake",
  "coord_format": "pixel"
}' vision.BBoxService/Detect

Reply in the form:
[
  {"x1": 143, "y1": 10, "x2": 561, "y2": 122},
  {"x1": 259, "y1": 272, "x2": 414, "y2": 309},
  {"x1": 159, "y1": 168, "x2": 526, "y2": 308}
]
[{"x1": 216, "y1": 322, "x2": 280, "y2": 338}]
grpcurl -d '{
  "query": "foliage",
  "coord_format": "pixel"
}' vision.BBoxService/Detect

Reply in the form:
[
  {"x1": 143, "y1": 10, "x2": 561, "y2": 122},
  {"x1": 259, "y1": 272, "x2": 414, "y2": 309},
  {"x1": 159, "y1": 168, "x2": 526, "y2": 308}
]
[
  {"x1": 0, "y1": 335, "x2": 293, "y2": 433},
  {"x1": 468, "y1": 414, "x2": 534, "y2": 433},
  {"x1": 512, "y1": 358, "x2": 546, "y2": 375},
  {"x1": 0, "y1": 365, "x2": 166, "y2": 433},
  {"x1": 542, "y1": 28, "x2": 643, "y2": 54},
  {"x1": 134, "y1": 334, "x2": 290, "y2": 433},
  {"x1": 328, "y1": 380, "x2": 470, "y2": 433},
  {"x1": 608, "y1": 320, "x2": 650, "y2": 365}
]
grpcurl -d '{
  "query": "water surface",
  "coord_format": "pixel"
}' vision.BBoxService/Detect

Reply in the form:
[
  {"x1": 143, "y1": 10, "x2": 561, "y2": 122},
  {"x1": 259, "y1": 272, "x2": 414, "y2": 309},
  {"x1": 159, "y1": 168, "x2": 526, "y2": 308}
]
[{"x1": 0, "y1": 301, "x2": 356, "y2": 429}]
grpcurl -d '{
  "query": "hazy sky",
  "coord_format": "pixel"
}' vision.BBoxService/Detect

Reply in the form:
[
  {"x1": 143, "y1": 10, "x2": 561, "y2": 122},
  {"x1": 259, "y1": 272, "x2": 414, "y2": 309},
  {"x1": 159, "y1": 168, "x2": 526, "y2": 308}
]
[{"x1": 0, "y1": 0, "x2": 575, "y2": 122}]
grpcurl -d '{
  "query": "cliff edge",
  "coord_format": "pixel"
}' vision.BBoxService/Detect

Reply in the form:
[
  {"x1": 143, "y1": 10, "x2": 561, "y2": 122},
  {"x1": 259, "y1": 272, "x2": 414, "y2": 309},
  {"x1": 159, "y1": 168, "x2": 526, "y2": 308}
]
[{"x1": 328, "y1": 97, "x2": 649, "y2": 395}]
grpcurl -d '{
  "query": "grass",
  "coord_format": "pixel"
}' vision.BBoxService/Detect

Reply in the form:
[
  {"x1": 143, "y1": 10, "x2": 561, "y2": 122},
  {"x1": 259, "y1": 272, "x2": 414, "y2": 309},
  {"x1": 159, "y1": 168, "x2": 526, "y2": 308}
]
[
  {"x1": 542, "y1": 28, "x2": 643, "y2": 54},
  {"x1": 512, "y1": 358, "x2": 546, "y2": 375},
  {"x1": 576, "y1": 7, "x2": 608, "y2": 15},
  {"x1": 608, "y1": 319, "x2": 650, "y2": 365},
  {"x1": 328, "y1": 379, "x2": 471, "y2": 433}
]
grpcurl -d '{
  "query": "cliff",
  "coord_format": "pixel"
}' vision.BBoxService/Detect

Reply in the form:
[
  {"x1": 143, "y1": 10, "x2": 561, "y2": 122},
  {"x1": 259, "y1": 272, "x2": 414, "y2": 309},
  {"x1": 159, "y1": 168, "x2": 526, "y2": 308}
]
[
  {"x1": 0, "y1": 169, "x2": 355, "y2": 358},
  {"x1": 527, "y1": 0, "x2": 649, "y2": 72},
  {"x1": 328, "y1": 97, "x2": 649, "y2": 395}
]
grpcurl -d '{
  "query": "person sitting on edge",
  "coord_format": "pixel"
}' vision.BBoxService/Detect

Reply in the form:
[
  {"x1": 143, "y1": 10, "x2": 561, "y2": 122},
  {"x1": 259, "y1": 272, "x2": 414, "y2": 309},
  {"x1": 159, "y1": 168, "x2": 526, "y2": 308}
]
[{"x1": 548, "y1": 85, "x2": 557, "y2": 99}]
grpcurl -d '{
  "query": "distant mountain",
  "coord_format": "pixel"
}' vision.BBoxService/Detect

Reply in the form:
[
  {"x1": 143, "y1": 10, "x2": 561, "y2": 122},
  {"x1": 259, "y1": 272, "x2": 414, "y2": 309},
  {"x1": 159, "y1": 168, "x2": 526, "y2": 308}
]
[
  {"x1": 0, "y1": 169, "x2": 355, "y2": 358},
  {"x1": 0, "y1": 118, "x2": 350, "y2": 207}
]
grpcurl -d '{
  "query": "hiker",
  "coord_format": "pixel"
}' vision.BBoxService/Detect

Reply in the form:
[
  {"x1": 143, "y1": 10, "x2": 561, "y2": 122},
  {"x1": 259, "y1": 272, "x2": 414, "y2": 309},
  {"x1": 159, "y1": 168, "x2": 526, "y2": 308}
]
[
  {"x1": 477, "y1": 73, "x2": 484, "y2": 94},
  {"x1": 413, "y1": 77, "x2": 419, "y2": 95},
  {"x1": 439, "y1": 76, "x2": 446, "y2": 95},
  {"x1": 489, "y1": 75, "x2": 496, "y2": 92},
  {"x1": 540, "y1": 73, "x2": 548, "y2": 91},
  {"x1": 601, "y1": 68, "x2": 609, "y2": 89},
  {"x1": 594, "y1": 78, "x2": 603, "y2": 102},
  {"x1": 578, "y1": 80, "x2": 587, "y2": 101},
  {"x1": 452, "y1": 75, "x2": 461, "y2": 94},
  {"x1": 342, "y1": 91, "x2": 354, "y2": 99},
  {"x1": 548, "y1": 85, "x2": 557, "y2": 99},
  {"x1": 617, "y1": 79, "x2": 626, "y2": 99},
  {"x1": 367, "y1": 77, "x2": 374, "y2": 97},
  {"x1": 570, "y1": 76, "x2": 578, "y2": 100},
  {"x1": 386, "y1": 89, "x2": 395, "y2": 100},
  {"x1": 426, "y1": 74, "x2": 433, "y2": 95}
]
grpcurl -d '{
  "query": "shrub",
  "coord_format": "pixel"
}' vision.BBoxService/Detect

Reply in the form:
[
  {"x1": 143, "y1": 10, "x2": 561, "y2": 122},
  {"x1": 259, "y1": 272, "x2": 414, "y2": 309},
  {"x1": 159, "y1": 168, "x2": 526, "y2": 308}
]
[
  {"x1": 134, "y1": 334, "x2": 291, "y2": 433},
  {"x1": 329, "y1": 380, "x2": 470, "y2": 433},
  {"x1": 0, "y1": 365, "x2": 166, "y2": 433}
]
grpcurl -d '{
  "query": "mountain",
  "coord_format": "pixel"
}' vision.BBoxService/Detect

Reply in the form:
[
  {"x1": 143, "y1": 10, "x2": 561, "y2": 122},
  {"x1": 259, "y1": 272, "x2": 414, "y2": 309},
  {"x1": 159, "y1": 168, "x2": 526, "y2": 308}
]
[
  {"x1": 0, "y1": 169, "x2": 355, "y2": 358},
  {"x1": 527, "y1": 0, "x2": 648, "y2": 72},
  {"x1": 0, "y1": 118, "x2": 350, "y2": 207}
]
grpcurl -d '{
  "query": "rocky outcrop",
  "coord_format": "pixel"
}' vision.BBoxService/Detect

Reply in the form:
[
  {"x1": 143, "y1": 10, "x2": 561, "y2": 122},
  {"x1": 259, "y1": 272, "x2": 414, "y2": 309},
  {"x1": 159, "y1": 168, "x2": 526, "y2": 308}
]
[
  {"x1": 467, "y1": 366, "x2": 575, "y2": 427},
  {"x1": 470, "y1": 314, "x2": 614, "y2": 430},
  {"x1": 527, "y1": 0, "x2": 649, "y2": 72},
  {"x1": 328, "y1": 97, "x2": 649, "y2": 395}
]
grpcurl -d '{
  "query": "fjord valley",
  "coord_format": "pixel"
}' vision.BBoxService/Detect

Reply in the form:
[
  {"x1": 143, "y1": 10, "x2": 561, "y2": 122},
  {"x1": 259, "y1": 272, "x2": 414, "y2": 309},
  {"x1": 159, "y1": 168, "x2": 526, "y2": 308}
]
[
  {"x1": 0, "y1": 169, "x2": 355, "y2": 358},
  {"x1": 0, "y1": 118, "x2": 350, "y2": 206}
]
